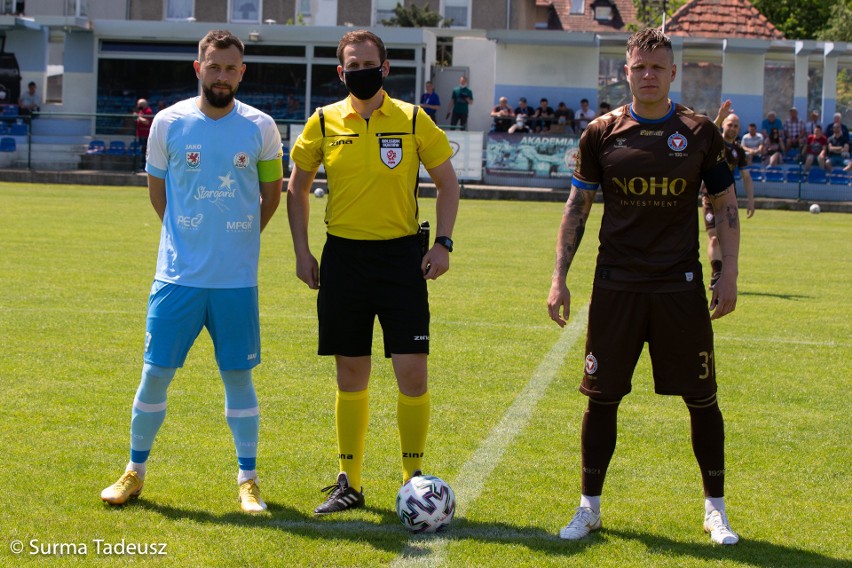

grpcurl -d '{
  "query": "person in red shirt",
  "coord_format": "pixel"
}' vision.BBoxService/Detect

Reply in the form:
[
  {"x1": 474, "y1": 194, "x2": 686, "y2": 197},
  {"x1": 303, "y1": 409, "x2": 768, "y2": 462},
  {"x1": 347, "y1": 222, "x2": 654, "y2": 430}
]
[
  {"x1": 134, "y1": 98, "x2": 154, "y2": 166},
  {"x1": 802, "y1": 124, "x2": 828, "y2": 173}
]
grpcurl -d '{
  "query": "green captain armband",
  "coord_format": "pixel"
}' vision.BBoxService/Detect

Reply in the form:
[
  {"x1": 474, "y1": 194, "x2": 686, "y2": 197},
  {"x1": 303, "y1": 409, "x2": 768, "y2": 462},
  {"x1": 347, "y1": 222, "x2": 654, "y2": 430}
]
[{"x1": 258, "y1": 158, "x2": 284, "y2": 182}]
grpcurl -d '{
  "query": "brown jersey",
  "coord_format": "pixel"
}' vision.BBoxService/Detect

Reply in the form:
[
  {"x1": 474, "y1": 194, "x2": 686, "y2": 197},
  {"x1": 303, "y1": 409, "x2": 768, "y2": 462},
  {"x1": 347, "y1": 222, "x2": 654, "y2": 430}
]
[{"x1": 573, "y1": 103, "x2": 733, "y2": 292}]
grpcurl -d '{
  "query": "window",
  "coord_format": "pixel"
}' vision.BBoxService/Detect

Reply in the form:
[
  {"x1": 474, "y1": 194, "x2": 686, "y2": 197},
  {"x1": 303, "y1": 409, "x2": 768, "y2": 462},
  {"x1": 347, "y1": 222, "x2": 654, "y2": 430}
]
[
  {"x1": 165, "y1": 0, "x2": 194, "y2": 20},
  {"x1": 230, "y1": 0, "x2": 261, "y2": 23},
  {"x1": 570, "y1": 0, "x2": 585, "y2": 15},
  {"x1": 443, "y1": 0, "x2": 470, "y2": 28},
  {"x1": 598, "y1": 54, "x2": 629, "y2": 108},
  {"x1": 66, "y1": 0, "x2": 87, "y2": 17},
  {"x1": 375, "y1": 0, "x2": 396, "y2": 25},
  {"x1": 296, "y1": 0, "x2": 311, "y2": 23}
]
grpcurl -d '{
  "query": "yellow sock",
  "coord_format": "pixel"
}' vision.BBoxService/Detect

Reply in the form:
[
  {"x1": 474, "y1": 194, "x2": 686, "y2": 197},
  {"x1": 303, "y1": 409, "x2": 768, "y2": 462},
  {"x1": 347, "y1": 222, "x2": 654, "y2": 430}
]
[
  {"x1": 336, "y1": 389, "x2": 369, "y2": 490},
  {"x1": 398, "y1": 391, "x2": 430, "y2": 482}
]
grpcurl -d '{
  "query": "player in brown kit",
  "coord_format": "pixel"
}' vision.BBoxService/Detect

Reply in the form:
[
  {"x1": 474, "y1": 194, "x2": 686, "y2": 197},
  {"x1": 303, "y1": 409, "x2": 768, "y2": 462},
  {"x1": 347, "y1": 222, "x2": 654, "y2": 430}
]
[{"x1": 547, "y1": 28, "x2": 741, "y2": 545}]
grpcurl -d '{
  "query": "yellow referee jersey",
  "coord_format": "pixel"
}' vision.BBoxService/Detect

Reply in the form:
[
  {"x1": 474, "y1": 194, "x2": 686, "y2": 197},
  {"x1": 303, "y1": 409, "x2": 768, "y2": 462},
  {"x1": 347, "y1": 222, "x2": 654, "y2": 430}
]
[{"x1": 291, "y1": 92, "x2": 453, "y2": 240}]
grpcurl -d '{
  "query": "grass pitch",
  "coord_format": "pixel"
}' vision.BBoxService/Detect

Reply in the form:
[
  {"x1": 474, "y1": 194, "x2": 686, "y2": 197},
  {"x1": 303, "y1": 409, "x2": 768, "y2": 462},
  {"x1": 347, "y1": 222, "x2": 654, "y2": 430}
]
[{"x1": 0, "y1": 182, "x2": 849, "y2": 567}]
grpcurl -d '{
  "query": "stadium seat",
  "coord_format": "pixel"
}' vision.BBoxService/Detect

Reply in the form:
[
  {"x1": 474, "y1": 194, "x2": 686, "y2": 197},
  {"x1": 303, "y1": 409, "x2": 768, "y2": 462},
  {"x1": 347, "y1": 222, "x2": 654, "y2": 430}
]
[
  {"x1": 0, "y1": 137, "x2": 15, "y2": 152},
  {"x1": 828, "y1": 172, "x2": 851, "y2": 185},
  {"x1": 87, "y1": 140, "x2": 106, "y2": 154},
  {"x1": 764, "y1": 167, "x2": 784, "y2": 183},
  {"x1": 10, "y1": 123, "x2": 27, "y2": 135},
  {"x1": 127, "y1": 140, "x2": 141, "y2": 155},
  {"x1": 1, "y1": 104, "x2": 18, "y2": 117},
  {"x1": 733, "y1": 168, "x2": 742, "y2": 181},
  {"x1": 786, "y1": 170, "x2": 803, "y2": 184},
  {"x1": 107, "y1": 140, "x2": 126, "y2": 155},
  {"x1": 807, "y1": 169, "x2": 827, "y2": 184},
  {"x1": 747, "y1": 167, "x2": 765, "y2": 182}
]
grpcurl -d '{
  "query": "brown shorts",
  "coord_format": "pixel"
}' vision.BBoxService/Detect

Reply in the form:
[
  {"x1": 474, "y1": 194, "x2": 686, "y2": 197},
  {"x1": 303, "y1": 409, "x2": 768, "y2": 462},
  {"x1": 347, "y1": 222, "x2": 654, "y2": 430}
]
[{"x1": 580, "y1": 285, "x2": 717, "y2": 398}]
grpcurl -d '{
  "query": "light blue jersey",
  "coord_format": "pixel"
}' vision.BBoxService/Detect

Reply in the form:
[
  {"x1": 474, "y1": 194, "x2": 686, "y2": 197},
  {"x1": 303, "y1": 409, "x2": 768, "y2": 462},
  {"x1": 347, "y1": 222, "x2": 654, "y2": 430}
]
[{"x1": 146, "y1": 98, "x2": 282, "y2": 288}]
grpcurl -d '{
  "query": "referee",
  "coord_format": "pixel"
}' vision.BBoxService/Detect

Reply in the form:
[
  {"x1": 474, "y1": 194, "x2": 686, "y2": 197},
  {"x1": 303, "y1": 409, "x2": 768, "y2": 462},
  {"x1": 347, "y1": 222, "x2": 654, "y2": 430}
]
[{"x1": 287, "y1": 29, "x2": 460, "y2": 515}]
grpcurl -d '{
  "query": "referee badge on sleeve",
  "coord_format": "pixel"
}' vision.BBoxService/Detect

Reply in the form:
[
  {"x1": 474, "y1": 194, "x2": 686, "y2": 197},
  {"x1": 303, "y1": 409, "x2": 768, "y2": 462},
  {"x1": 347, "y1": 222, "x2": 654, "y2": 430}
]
[{"x1": 379, "y1": 138, "x2": 402, "y2": 169}]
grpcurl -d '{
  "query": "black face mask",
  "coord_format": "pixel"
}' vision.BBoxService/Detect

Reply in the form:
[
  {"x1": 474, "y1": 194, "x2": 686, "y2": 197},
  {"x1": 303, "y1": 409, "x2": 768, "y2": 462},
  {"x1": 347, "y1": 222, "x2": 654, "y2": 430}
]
[{"x1": 343, "y1": 66, "x2": 384, "y2": 101}]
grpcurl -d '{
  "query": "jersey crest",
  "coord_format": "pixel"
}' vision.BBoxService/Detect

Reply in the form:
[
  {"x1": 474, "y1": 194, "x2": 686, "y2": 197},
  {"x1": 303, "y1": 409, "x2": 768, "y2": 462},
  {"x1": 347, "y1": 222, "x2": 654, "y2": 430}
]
[
  {"x1": 233, "y1": 151, "x2": 249, "y2": 169},
  {"x1": 667, "y1": 132, "x2": 688, "y2": 152},
  {"x1": 186, "y1": 151, "x2": 201, "y2": 169},
  {"x1": 379, "y1": 138, "x2": 402, "y2": 169}
]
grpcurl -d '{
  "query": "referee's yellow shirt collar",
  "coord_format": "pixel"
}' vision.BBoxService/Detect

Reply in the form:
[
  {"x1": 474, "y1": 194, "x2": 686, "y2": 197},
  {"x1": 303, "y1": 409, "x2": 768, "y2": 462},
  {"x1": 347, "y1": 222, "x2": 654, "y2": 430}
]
[{"x1": 343, "y1": 90, "x2": 392, "y2": 118}]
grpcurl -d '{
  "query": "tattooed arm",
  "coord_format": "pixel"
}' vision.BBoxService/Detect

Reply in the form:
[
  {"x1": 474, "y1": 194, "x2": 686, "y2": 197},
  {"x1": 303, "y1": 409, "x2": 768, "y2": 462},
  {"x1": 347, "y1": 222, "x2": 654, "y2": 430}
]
[
  {"x1": 547, "y1": 187, "x2": 596, "y2": 327},
  {"x1": 707, "y1": 184, "x2": 740, "y2": 319}
]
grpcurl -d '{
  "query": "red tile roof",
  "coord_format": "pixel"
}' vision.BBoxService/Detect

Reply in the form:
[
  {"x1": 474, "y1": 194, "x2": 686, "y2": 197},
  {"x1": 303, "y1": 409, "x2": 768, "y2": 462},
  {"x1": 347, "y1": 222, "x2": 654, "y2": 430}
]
[
  {"x1": 664, "y1": 0, "x2": 784, "y2": 40},
  {"x1": 540, "y1": 0, "x2": 639, "y2": 32},
  {"x1": 538, "y1": 0, "x2": 783, "y2": 40}
]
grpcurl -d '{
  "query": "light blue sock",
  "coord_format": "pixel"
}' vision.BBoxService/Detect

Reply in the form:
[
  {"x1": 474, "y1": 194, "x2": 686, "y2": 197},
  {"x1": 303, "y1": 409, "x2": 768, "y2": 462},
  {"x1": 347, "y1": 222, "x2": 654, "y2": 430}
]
[
  {"x1": 129, "y1": 363, "x2": 176, "y2": 466},
  {"x1": 221, "y1": 369, "x2": 259, "y2": 473}
]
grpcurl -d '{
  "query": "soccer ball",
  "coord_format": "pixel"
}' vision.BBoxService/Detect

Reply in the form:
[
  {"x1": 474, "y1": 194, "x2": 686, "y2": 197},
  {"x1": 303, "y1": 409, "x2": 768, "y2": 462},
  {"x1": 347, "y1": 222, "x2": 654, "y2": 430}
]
[
  {"x1": 809, "y1": 203, "x2": 820, "y2": 214},
  {"x1": 396, "y1": 474, "x2": 455, "y2": 533},
  {"x1": 314, "y1": 187, "x2": 325, "y2": 198}
]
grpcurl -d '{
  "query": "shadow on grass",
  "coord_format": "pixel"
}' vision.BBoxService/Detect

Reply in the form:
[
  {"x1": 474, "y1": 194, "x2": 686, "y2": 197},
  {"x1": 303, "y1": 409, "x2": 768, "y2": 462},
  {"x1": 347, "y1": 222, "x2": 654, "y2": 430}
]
[
  {"x1": 126, "y1": 499, "x2": 585, "y2": 558},
  {"x1": 603, "y1": 528, "x2": 849, "y2": 568},
  {"x1": 739, "y1": 291, "x2": 811, "y2": 300},
  {"x1": 113, "y1": 500, "x2": 848, "y2": 565}
]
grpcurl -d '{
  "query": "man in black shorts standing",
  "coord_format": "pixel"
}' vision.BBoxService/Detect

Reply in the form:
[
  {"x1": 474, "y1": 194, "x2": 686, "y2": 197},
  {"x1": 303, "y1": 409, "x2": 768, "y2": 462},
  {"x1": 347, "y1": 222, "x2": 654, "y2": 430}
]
[
  {"x1": 287, "y1": 30, "x2": 460, "y2": 515},
  {"x1": 547, "y1": 28, "x2": 741, "y2": 545}
]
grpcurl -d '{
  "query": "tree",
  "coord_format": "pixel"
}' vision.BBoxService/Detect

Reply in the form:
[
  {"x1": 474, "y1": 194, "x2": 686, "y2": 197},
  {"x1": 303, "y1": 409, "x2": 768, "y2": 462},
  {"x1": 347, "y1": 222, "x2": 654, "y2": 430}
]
[
  {"x1": 817, "y1": 0, "x2": 852, "y2": 42},
  {"x1": 381, "y1": 2, "x2": 452, "y2": 28},
  {"x1": 632, "y1": 0, "x2": 689, "y2": 29},
  {"x1": 751, "y1": 0, "x2": 834, "y2": 40}
]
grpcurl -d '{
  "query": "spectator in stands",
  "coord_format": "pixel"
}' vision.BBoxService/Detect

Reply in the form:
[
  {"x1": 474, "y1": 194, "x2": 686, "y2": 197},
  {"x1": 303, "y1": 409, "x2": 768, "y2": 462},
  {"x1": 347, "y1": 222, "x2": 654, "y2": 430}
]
[
  {"x1": 554, "y1": 102, "x2": 574, "y2": 133},
  {"x1": 783, "y1": 107, "x2": 806, "y2": 158},
  {"x1": 740, "y1": 123, "x2": 764, "y2": 165},
  {"x1": 765, "y1": 127, "x2": 785, "y2": 166},
  {"x1": 599, "y1": 101, "x2": 611, "y2": 115},
  {"x1": 805, "y1": 110, "x2": 821, "y2": 136},
  {"x1": 446, "y1": 75, "x2": 473, "y2": 130},
  {"x1": 507, "y1": 113, "x2": 531, "y2": 134},
  {"x1": 825, "y1": 112, "x2": 849, "y2": 138},
  {"x1": 420, "y1": 81, "x2": 441, "y2": 122},
  {"x1": 533, "y1": 97, "x2": 555, "y2": 133},
  {"x1": 19, "y1": 81, "x2": 41, "y2": 116},
  {"x1": 574, "y1": 98, "x2": 596, "y2": 133},
  {"x1": 825, "y1": 122, "x2": 850, "y2": 172},
  {"x1": 490, "y1": 96, "x2": 514, "y2": 132},
  {"x1": 761, "y1": 110, "x2": 783, "y2": 141},
  {"x1": 802, "y1": 124, "x2": 828, "y2": 173},
  {"x1": 134, "y1": 98, "x2": 154, "y2": 168},
  {"x1": 514, "y1": 97, "x2": 534, "y2": 122}
]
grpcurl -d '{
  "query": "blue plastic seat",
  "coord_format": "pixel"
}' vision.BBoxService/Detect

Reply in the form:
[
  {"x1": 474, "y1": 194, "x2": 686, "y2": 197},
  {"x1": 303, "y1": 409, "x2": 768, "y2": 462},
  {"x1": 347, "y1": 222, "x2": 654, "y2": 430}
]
[
  {"x1": 87, "y1": 140, "x2": 106, "y2": 154},
  {"x1": 828, "y1": 172, "x2": 850, "y2": 185},
  {"x1": 764, "y1": 167, "x2": 784, "y2": 183},
  {"x1": 746, "y1": 167, "x2": 764, "y2": 182},
  {"x1": 807, "y1": 169, "x2": 827, "y2": 184},
  {"x1": 0, "y1": 137, "x2": 15, "y2": 152},
  {"x1": 2, "y1": 105, "x2": 18, "y2": 116},
  {"x1": 107, "y1": 140, "x2": 126, "y2": 155}
]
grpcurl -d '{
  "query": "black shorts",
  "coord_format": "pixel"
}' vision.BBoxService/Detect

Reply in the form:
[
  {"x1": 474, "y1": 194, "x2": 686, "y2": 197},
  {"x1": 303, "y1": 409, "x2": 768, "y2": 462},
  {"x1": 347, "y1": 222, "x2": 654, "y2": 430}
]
[
  {"x1": 317, "y1": 234, "x2": 429, "y2": 358},
  {"x1": 580, "y1": 285, "x2": 717, "y2": 398}
]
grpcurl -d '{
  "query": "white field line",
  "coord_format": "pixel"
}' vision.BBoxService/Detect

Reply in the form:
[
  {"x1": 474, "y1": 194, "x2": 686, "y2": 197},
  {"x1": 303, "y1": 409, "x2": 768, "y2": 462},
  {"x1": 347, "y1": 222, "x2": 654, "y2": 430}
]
[{"x1": 389, "y1": 307, "x2": 588, "y2": 567}]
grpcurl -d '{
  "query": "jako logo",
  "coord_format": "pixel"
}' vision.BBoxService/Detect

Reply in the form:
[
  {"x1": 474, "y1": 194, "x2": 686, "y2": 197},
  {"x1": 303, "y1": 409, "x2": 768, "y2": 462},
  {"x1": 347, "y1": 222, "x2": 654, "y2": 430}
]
[{"x1": 613, "y1": 177, "x2": 687, "y2": 196}]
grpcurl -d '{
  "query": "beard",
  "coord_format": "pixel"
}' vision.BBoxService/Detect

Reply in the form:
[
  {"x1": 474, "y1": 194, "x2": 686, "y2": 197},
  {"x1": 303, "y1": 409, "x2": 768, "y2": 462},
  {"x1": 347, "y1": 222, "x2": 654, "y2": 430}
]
[{"x1": 202, "y1": 83, "x2": 237, "y2": 108}]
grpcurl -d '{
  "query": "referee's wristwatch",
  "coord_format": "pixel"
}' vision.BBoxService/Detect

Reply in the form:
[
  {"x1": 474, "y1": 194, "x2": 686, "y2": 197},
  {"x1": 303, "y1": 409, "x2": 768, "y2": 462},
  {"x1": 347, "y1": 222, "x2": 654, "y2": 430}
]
[{"x1": 434, "y1": 236, "x2": 453, "y2": 252}]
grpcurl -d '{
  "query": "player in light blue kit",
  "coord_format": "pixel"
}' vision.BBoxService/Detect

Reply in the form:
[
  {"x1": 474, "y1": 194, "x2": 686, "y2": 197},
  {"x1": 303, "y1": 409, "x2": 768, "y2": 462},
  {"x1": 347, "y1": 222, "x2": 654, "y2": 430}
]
[{"x1": 101, "y1": 29, "x2": 284, "y2": 512}]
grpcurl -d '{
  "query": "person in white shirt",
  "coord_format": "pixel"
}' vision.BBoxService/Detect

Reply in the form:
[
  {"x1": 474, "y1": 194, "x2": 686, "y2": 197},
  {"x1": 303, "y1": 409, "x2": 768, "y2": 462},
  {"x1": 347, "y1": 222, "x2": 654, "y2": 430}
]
[{"x1": 739, "y1": 123, "x2": 765, "y2": 165}]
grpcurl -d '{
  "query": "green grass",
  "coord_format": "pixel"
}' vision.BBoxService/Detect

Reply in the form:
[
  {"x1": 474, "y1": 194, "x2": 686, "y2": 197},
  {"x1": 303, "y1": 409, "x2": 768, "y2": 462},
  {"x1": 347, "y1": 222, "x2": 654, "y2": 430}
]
[{"x1": 0, "y1": 182, "x2": 850, "y2": 567}]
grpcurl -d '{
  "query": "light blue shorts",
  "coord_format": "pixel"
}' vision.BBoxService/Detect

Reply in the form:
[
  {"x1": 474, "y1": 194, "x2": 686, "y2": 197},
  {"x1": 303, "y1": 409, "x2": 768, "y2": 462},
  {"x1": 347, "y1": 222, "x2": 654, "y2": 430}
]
[{"x1": 144, "y1": 281, "x2": 261, "y2": 370}]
